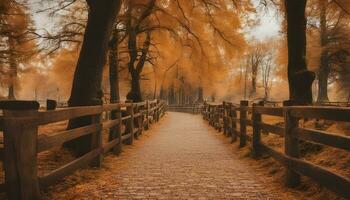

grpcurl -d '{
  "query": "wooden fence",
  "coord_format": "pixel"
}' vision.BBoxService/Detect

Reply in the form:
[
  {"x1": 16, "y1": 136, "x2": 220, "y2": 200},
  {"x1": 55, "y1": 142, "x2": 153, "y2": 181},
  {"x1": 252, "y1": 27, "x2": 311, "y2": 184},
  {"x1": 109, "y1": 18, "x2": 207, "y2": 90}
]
[
  {"x1": 202, "y1": 101, "x2": 350, "y2": 199},
  {"x1": 0, "y1": 99, "x2": 167, "y2": 200},
  {"x1": 167, "y1": 104, "x2": 202, "y2": 114}
]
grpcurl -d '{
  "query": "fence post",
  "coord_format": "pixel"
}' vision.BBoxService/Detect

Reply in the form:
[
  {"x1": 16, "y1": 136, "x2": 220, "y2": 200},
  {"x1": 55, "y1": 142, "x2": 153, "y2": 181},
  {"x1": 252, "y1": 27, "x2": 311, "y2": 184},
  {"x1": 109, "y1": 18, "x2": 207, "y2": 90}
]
[
  {"x1": 223, "y1": 102, "x2": 227, "y2": 136},
  {"x1": 134, "y1": 105, "x2": 140, "y2": 139},
  {"x1": 252, "y1": 101, "x2": 264, "y2": 157},
  {"x1": 145, "y1": 100, "x2": 150, "y2": 130},
  {"x1": 1, "y1": 101, "x2": 41, "y2": 200},
  {"x1": 240, "y1": 100, "x2": 248, "y2": 147},
  {"x1": 231, "y1": 105, "x2": 238, "y2": 142},
  {"x1": 114, "y1": 106, "x2": 122, "y2": 155},
  {"x1": 156, "y1": 100, "x2": 160, "y2": 122},
  {"x1": 125, "y1": 102, "x2": 134, "y2": 145},
  {"x1": 283, "y1": 100, "x2": 300, "y2": 187},
  {"x1": 90, "y1": 106, "x2": 103, "y2": 167}
]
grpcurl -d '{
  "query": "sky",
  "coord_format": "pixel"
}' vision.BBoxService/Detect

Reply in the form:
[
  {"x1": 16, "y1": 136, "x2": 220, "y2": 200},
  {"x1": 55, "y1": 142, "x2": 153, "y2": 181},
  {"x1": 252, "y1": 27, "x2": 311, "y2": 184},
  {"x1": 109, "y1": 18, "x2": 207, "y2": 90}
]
[
  {"x1": 249, "y1": 1, "x2": 282, "y2": 40},
  {"x1": 30, "y1": 1, "x2": 281, "y2": 41}
]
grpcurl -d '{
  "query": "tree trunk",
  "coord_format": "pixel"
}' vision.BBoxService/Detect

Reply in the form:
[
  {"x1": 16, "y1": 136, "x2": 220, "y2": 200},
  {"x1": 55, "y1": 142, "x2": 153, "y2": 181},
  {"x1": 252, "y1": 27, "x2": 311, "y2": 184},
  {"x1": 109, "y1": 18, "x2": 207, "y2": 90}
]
[
  {"x1": 65, "y1": 0, "x2": 121, "y2": 156},
  {"x1": 109, "y1": 30, "x2": 120, "y2": 104},
  {"x1": 127, "y1": 70, "x2": 142, "y2": 102},
  {"x1": 317, "y1": 0, "x2": 330, "y2": 102},
  {"x1": 285, "y1": 0, "x2": 315, "y2": 104},
  {"x1": 250, "y1": 63, "x2": 258, "y2": 98},
  {"x1": 8, "y1": 37, "x2": 16, "y2": 100},
  {"x1": 108, "y1": 28, "x2": 120, "y2": 141}
]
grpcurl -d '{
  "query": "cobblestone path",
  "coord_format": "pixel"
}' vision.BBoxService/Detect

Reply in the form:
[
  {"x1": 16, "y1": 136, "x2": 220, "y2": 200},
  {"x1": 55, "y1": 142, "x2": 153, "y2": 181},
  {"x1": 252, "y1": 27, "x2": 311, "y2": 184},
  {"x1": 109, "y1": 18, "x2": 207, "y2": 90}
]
[{"x1": 44, "y1": 112, "x2": 299, "y2": 200}]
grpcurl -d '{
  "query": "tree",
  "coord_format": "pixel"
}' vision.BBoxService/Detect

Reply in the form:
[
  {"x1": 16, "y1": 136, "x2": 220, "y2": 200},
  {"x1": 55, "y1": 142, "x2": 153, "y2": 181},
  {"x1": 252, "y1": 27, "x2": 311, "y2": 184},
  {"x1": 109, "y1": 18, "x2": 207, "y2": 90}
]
[
  {"x1": 285, "y1": 0, "x2": 315, "y2": 104},
  {"x1": 66, "y1": 0, "x2": 122, "y2": 156},
  {"x1": 0, "y1": 0, "x2": 35, "y2": 100},
  {"x1": 261, "y1": 51, "x2": 274, "y2": 99}
]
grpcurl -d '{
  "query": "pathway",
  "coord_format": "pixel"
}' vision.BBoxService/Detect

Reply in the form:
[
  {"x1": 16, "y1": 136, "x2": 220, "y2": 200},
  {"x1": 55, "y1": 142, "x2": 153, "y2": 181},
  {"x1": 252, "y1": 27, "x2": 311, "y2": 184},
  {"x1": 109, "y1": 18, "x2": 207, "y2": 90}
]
[{"x1": 44, "y1": 112, "x2": 300, "y2": 200}]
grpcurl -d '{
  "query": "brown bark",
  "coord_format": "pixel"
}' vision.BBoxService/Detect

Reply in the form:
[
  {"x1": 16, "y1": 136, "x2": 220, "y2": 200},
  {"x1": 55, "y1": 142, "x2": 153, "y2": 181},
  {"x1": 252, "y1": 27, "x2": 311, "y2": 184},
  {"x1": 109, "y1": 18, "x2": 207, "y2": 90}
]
[
  {"x1": 127, "y1": 30, "x2": 151, "y2": 102},
  {"x1": 65, "y1": 0, "x2": 122, "y2": 156},
  {"x1": 8, "y1": 37, "x2": 17, "y2": 100},
  {"x1": 285, "y1": 0, "x2": 315, "y2": 104},
  {"x1": 108, "y1": 28, "x2": 120, "y2": 142}
]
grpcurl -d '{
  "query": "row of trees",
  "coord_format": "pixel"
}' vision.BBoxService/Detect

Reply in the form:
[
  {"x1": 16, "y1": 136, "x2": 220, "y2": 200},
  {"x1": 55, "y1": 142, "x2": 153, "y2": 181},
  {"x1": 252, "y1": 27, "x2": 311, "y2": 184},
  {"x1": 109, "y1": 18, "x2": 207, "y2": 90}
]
[
  {"x1": 2, "y1": 0, "x2": 350, "y2": 154},
  {"x1": 235, "y1": 0, "x2": 350, "y2": 103}
]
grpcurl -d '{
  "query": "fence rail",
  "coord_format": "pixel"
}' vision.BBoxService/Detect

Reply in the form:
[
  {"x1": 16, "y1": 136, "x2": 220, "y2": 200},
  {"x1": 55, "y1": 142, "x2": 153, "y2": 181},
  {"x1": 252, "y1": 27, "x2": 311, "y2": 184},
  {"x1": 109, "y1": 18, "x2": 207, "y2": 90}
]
[
  {"x1": 202, "y1": 101, "x2": 350, "y2": 199},
  {"x1": 167, "y1": 104, "x2": 202, "y2": 114},
  {"x1": 0, "y1": 99, "x2": 167, "y2": 200}
]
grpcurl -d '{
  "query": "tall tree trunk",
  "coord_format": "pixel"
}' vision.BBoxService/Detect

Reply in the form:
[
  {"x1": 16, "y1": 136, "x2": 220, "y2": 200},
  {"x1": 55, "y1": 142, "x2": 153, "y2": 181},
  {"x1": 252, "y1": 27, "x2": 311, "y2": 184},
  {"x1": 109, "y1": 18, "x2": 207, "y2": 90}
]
[
  {"x1": 317, "y1": 0, "x2": 330, "y2": 102},
  {"x1": 244, "y1": 65, "x2": 248, "y2": 100},
  {"x1": 285, "y1": 0, "x2": 315, "y2": 104},
  {"x1": 109, "y1": 30, "x2": 120, "y2": 104},
  {"x1": 250, "y1": 63, "x2": 258, "y2": 97},
  {"x1": 128, "y1": 70, "x2": 142, "y2": 102},
  {"x1": 66, "y1": 0, "x2": 121, "y2": 156},
  {"x1": 108, "y1": 28, "x2": 120, "y2": 141},
  {"x1": 8, "y1": 37, "x2": 16, "y2": 100}
]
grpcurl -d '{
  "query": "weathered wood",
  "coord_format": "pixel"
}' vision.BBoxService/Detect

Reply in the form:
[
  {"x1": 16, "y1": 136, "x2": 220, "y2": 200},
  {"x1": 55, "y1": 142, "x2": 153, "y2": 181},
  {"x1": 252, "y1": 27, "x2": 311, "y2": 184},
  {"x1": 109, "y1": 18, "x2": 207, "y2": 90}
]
[
  {"x1": 2, "y1": 102, "x2": 41, "y2": 200},
  {"x1": 103, "y1": 138, "x2": 120, "y2": 154},
  {"x1": 37, "y1": 106, "x2": 102, "y2": 125},
  {"x1": 133, "y1": 113, "x2": 142, "y2": 119},
  {"x1": 283, "y1": 101, "x2": 300, "y2": 187},
  {"x1": 121, "y1": 115, "x2": 131, "y2": 121},
  {"x1": 39, "y1": 148, "x2": 100, "y2": 187},
  {"x1": 145, "y1": 100, "x2": 150, "y2": 130},
  {"x1": 134, "y1": 106, "x2": 140, "y2": 139},
  {"x1": 252, "y1": 102, "x2": 263, "y2": 157},
  {"x1": 289, "y1": 106, "x2": 350, "y2": 122},
  {"x1": 125, "y1": 103, "x2": 134, "y2": 145},
  {"x1": 294, "y1": 128, "x2": 350, "y2": 151},
  {"x1": 245, "y1": 119, "x2": 253, "y2": 126},
  {"x1": 230, "y1": 106, "x2": 238, "y2": 142},
  {"x1": 260, "y1": 143, "x2": 350, "y2": 199},
  {"x1": 223, "y1": 102, "x2": 228, "y2": 136},
  {"x1": 46, "y1": 99, "x2": 57, "y2": 110},
  {"x1": 102, "y1": 118, "x2": 121, "y2": 130},
  {"x1": 114, "y1": 111, "x2": 122, "y2": 155},
  {"x1": 0, "y1": 183, "x2": 5, "y2": 193},
  {"x1": 240, "y1": 100, "x2": 248, "y2": 147},
  {"x1": 257, "y1": 122, "x2": 284, "y2": 136},
  {"x1": 254, "y1": 106, "x2": 283, "y2": 117},
  {"x1": 122, "y1": 133, "x2": 132, "y2": 141},
  {"x1": 134, "y1": 102, "x2": 146, "y2": 107},
  {"x1": 0, "y1": 116, "x2": 4, "y2": 131},
  {"x1": 260, "y1": 143, "x2": 286, "y2": 164},
  {"x1": 38, "y1": 124, "x2": 101, "y2": 153},
  {"x1": 102, "y1": 103, "x2": 120, "y2": 112},
  {"x1": 286, "y1": 155, "x2": 350, "y2": 199},
  {"x1": 90, "y1": 114, "x2": 103, "y2": 167}
]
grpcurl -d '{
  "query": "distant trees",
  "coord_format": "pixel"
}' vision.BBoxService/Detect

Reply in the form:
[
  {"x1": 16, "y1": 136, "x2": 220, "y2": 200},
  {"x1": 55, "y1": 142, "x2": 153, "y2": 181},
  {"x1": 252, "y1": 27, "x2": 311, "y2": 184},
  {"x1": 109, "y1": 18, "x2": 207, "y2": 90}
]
[
  {"x1": 307, "y1": 0, "x2": 350, "y2": 102},
  {"x1": 241, "y1": 40, "x2": 276, "y2": 101},
  {"x1": 0, "y1": 0, "x2": 35, "y2": 99}
]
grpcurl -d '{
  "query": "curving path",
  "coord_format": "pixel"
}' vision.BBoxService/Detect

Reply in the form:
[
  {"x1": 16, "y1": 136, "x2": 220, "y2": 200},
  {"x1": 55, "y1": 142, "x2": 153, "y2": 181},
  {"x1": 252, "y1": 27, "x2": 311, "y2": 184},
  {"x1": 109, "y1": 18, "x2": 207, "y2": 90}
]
[{"x1": 44, "y1": 112, "x2": 299, "y2": 200}]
